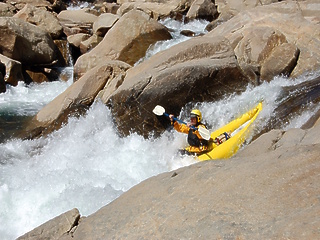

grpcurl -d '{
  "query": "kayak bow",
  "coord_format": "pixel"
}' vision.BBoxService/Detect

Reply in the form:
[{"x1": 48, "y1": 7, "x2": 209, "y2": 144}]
[{"x1": 197, "y1": 102, "x2": 263, "y2": 161}]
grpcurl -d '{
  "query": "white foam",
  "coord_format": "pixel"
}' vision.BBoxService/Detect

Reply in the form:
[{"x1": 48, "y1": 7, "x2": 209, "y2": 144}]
[{"x1": 0, "y1": 68, "x2": 72, "y2": 116}]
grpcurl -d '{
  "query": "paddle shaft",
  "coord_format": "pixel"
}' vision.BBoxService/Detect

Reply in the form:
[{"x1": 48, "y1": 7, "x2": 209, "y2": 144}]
[{"x1": 163, "y1": 113, "x2": 198, "y2": 131}]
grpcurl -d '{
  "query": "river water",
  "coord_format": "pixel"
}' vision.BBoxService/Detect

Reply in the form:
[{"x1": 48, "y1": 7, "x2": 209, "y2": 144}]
[{"x1": 0, "y1": 19, "x2": 319, "y2": 240}]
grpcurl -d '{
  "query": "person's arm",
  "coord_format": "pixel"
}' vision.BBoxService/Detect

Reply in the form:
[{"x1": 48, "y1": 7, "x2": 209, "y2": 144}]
[{"x1": 169, "y1": 114, "x2": 189, "y2": 134}]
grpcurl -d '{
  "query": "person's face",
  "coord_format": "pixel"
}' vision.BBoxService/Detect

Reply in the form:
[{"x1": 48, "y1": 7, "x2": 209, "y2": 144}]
[{"x1": 190, "y1": 117, "x2": 197, "y2": 126}]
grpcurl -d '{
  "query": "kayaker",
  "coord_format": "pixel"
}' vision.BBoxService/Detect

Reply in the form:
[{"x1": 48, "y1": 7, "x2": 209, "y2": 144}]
[{"x1": 169, "y1": 109, "x2": 210, "y2": 155}]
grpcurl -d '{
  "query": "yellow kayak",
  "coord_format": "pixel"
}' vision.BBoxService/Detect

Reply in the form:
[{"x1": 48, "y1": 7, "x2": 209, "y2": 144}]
[{"x1": 197, "y1": 102, "x2": 263, "y2": 161}]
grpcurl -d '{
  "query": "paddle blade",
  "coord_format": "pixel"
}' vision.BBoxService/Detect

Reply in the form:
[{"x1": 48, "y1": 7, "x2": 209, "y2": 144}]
[
  {"x1": 152, "y1": 105, "x2": 165, "y2": 116},
  {"x1": 198, "y1": 126, "x2": 210, "y2": 141}
]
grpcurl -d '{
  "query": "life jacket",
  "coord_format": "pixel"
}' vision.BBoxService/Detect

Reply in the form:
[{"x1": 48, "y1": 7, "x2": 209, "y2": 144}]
[
  {"x1": 172, "y1": 121, "x2": 209, "y2": 153},
  {"x1": 187, "y1": 124, "x2": 209, "y2": 147}
]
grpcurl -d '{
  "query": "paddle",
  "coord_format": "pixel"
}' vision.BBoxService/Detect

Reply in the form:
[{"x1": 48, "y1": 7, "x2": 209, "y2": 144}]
[{"x1": 153, "y1": 105, "x2": 211, "y2": 140}]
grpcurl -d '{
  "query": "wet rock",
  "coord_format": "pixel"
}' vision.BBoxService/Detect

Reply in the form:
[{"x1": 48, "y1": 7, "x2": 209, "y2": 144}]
[
  {"x1": 49, "y1": 0, "x2": 67, "y2": 14},
  {"x1": 180, "y1": 29, "x2": 196, "y2": 37},
  {"x1": 25, "y1": 70, "x2": 49, "y2": 83},
  {"x1": 24, "y1": 67, "x2": 62, "y2": 83},
  {"x1": 14, "y1": 4, "x2": 63, "y2": 39},
  {"x1": 54, "y1": 39, "x2": 70, "y2": 67},
  {"x1": 301, "y1": 108, "x2": 320, "y2": 129},
  {"x1": 0, "y1": 61, "x2": 5, "y2": 93},
  {"x1": 74, "y1": 9, "x2": 172, "y2": 80},
  {"x1": 106, "y1": 36, "x2": 248, "y2": 137},
  {"x1": 0, "y1": 54, "x2": 24, "y2": 86},
  {"x1": 0, "y1": 17, "x2": 57, "y2": 65},
  {"x1": 259, "y1": 76, "x2": 320, "y2": 136}
]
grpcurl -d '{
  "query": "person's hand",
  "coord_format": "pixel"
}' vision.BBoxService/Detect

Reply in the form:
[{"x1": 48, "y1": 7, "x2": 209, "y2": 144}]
[{"x1": 169, "y1": 114, "x2": 174, "y2": 121}]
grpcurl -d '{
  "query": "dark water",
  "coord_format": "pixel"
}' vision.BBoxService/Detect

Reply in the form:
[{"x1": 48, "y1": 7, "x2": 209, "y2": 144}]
[{"x1": 0, "y1": 114, "x2": 33, "y2": 143}]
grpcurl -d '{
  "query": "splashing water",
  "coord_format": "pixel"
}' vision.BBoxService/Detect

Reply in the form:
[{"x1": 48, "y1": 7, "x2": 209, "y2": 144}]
[
  {"x1": 66, "y1": 1, "x2": 94, "y2": 10},
  {"x1": 0, "y1": 68, "x2": 73, "y2": 143},
  {"x1": 0, "y1": 100, "x2": 195, "y2": 239},
  {"x1": 0, "y1": 69, "x2": 72, "y2": 116},
  {"x1": 135, "y1": 18, "x2": 209, "y2": 65},
  {"x1": 0, "y1": 16, "x2": 319, "y2": 239},
  {"x1": 1, "y1": 73, "x2": 319, "y2": 239}
]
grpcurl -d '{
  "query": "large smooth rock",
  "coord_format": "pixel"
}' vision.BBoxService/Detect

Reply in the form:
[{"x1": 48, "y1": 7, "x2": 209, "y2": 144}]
[
  {"x1": 208, "y1": 1, "x2": 320, "y2": 81},
  {"x1": 0, "y1": 17, "x2": 57, "y2": 65},
  {"x1": 106, "y1": 35, "x2": 249, "y2": 137},
  {"x1": 14, "y1": 4, "x2": 63, "y2": 39},
  {"x1": 74, "y1": 10, "x2": 172, "y2": 80},
  {"x1": 26, "y1": 61, "x2": 130, "y2": 138}
]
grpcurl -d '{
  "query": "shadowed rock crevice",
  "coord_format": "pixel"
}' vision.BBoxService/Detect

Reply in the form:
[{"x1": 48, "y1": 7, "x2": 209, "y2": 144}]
[{"x1": 259, "y1": 76, "x2": 320, "y2": 137}]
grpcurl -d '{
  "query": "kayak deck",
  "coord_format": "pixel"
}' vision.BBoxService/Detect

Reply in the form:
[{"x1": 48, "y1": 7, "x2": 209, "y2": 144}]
[{"x1": 197, "y1": 102, "x2": 263, "y2": 161}]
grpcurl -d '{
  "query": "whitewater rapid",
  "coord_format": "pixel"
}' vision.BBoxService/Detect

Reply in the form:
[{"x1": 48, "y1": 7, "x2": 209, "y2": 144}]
[
  {"x1": 1, "y1": 73, "x2": 319, "y2": 239},
  {"x1": 0, "y1": 18, "x2": 319, "y2": 239},
  {"x1": 0, "y1": 68, "x2": 73, "y2": 117}
]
